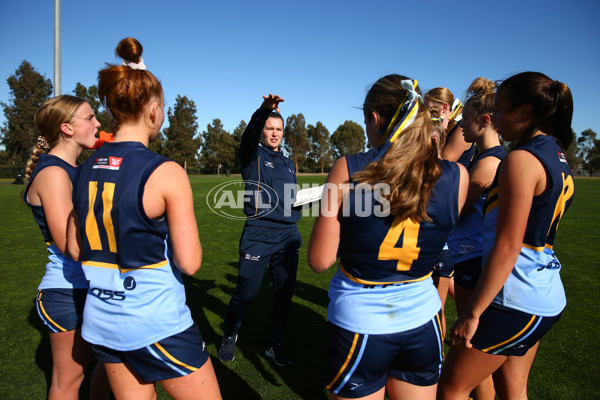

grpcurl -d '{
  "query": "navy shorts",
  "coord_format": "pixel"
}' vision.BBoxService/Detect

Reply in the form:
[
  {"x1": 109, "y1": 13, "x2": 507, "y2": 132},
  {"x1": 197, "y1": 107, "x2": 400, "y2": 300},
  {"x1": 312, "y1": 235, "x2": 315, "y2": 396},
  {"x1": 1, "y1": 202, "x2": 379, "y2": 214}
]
[
  {"x1": 36, "y1": 288, "x2": 86, "y2": 332},
  {"x1": 92, "y1": 323, "x2": 210, "y2": 382},
  {"x1": 453, "y1": 257, "x2": 482, "y2": 290},
  {"x1": 471, "y1": 303, "x2": 561, "y2": 356},
  {"x1": 432, "y1": 249, "x2": 454, "y2": 278},
  {"x1": 324, "y1": 312, "x2": 444, "y2": 398}
]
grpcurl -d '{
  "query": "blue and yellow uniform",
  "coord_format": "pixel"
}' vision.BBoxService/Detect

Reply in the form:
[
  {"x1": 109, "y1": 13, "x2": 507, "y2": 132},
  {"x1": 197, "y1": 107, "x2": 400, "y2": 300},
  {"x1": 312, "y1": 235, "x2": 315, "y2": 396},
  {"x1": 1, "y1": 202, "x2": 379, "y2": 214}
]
[
  {"x1": 223, "y1": 107, "x2": 302, "y2": 346},
  {"x1": 24, "y1": 154, "x2": 87, "y2": 332},
  {"x1": 449, "y1": 145, "x2": 507, "y2": 289},
  {"x1": 472, "y1": 135, "x2": 574, "y2": 355},
  {"x1": 73, "y1": 142, "x2": 208, "y2": 380},
  {"x1": 324, "y1": 152, "x2": 461, "y2": 396}
]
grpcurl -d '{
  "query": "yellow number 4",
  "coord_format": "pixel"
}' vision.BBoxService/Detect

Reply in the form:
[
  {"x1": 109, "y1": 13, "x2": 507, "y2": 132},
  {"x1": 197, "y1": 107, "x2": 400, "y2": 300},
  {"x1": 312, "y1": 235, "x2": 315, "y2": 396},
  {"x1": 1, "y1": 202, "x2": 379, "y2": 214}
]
[{"x1": 378, "y1": 217, "x2": 421, "y2": 271}]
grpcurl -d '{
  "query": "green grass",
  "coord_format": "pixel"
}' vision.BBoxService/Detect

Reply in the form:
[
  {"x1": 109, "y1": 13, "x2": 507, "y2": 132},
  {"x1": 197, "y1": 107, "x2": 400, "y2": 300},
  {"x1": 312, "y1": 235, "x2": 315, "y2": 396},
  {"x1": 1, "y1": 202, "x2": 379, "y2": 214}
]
[{"x1": 0, "y1": 176, "x2": 598, "y2": 399}]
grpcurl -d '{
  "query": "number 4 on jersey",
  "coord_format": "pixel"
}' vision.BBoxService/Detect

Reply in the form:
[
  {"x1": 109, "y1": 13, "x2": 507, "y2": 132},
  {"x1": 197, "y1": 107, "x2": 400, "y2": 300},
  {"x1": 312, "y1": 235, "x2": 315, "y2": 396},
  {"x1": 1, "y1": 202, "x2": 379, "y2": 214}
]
[{"x1": 378, "y1": 217, "x2": 421, "y2": 271}]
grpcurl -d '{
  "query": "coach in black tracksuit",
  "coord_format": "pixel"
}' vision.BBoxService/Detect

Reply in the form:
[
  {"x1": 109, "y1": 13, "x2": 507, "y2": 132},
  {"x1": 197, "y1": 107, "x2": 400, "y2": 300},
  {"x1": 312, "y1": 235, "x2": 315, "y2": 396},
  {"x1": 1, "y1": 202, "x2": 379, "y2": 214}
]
[{"x1": 219, "y1": 94, "x2": 301, "y2": 366}]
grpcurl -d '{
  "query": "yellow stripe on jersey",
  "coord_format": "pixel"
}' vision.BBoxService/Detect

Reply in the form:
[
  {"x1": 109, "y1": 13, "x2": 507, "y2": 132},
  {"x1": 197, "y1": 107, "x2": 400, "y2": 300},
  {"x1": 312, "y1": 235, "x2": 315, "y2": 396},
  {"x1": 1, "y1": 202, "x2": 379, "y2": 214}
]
[
  {"x1": 339, "y1": 263, "x2": 432, "y2": 285},
  {"x1": 482, "y1": 315, "x2": 537, "y2": 353},
  {"x1": 37, "y1": 291, "x2": 67, "y2": 332},
  {"x1": 485, "y1": 187, "x2": 500, "y2": 215},
  {"x1": 522, "y1": 243, "x2": 554, "y2": 252},
  {"x1": 82, "y1": 259, "x2": 169, "y2": 273},
  {"x1": 101, "y1": 182, "x2": 117, "y2": 253},
  {"x1": 154, "y1": 342, "x2": 198, "y2": 372},
  {"x1": 86, "y1": 182, "x2": 102, "y2": 250},
  {"x1": 484, "y1": 199, "x2": 498, "y2": 215},
  {"x1": 326, "y1": 332, "x2": 359, "y2": 390}
]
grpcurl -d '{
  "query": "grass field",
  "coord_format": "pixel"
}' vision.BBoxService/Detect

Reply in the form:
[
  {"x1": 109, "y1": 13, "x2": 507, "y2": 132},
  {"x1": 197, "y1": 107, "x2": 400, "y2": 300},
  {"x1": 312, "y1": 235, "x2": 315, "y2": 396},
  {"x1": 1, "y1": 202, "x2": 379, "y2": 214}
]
[{"x1": 0, "y1": 176, "x2": 598, "y2": 399}]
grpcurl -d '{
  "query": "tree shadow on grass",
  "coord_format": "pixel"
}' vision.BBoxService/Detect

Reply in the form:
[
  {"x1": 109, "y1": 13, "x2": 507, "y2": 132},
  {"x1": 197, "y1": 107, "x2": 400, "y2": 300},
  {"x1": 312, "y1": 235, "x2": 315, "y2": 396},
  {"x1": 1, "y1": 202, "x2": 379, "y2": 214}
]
[
  {"x1": 184, "y1": 261, "x2": 330, "y2": 399},
  {"x1": 28, "y1": 304, "x2": 52, "y2": 395},
  {"x1": 28, "y1": 300, "x2": 106, "y2": 399},
  {"x1": 182, "y1": 274, "x2": 262, "y2": 399}
]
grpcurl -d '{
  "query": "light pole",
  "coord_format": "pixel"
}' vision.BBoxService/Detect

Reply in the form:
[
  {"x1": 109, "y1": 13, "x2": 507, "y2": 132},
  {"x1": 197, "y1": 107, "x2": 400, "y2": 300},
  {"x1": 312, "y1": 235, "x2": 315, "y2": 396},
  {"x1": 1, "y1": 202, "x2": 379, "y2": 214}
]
[{"x1": 54, "y1": 0, "x2": 61, "y2": 96}]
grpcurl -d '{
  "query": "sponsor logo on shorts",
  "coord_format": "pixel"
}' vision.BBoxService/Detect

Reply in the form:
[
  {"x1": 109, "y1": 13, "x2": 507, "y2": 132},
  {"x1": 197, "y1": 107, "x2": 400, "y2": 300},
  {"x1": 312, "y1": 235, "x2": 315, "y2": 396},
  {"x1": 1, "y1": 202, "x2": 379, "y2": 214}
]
[
  {"x1": 349, "y1": 382, "x2": 364, "y2": 391},
  {"x1": 459, "y1": 244, "x2": 475, "y2": 254}
]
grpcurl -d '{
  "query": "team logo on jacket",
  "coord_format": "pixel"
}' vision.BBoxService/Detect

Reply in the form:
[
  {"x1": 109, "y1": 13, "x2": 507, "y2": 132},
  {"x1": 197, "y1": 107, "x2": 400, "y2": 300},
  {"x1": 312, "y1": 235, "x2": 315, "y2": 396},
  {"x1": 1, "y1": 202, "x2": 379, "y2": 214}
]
[
  {"x1": 264, "y1": 161, "x2": 274, "y2": 168},
  {"x1": 93, "y1": 156, "x2": 123, "y2": 170}
]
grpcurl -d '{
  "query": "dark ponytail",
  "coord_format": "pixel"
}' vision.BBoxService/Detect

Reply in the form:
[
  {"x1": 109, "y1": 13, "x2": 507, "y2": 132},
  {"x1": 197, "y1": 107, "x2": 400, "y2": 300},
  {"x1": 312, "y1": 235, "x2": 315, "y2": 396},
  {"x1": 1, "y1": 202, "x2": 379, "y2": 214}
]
[{"x1": 498, "y1": 72, "x2": 573, "y2": 149}]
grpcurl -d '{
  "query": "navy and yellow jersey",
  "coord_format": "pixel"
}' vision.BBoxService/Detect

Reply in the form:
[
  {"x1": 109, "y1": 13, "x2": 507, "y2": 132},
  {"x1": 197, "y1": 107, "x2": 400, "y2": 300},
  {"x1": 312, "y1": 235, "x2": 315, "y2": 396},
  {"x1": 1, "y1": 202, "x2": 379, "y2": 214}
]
[
  {"x1": 483, "y1": 135, "x2": 574, "y2": 316},
  {"x1": 340, "y1": 157, "x2": 461, "y2": 283},
  {"x1": 240, "y1": 107, "x2": 300, "y2": 227},
  {"x1": 448, "y1": 124, "x2": 476, "y2": 167},
  {"x1": 23, "y1": 154, "x2": 87, "y2": 290},
  {"x1": 326, "y1": 153, "x2": 460, "y2": 334},
  {"x1": 448, "y1": 145, "x2": 506, "y2": 264},
  {"x1": 73, "y1": 141, "x2": 194, "y2": 350}
]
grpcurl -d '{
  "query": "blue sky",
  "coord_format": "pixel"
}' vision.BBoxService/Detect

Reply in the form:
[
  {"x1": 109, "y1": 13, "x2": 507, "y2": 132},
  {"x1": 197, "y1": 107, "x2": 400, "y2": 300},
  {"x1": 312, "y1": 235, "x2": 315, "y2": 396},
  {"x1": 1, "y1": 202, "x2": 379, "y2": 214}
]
[{"x1": 1, "y1": 1, "x2": 599, "y2": 141}]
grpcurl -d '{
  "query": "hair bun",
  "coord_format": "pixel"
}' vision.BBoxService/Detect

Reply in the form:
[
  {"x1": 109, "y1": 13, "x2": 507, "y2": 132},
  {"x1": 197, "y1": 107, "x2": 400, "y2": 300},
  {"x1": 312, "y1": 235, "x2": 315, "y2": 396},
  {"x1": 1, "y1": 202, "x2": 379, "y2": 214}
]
[{"x1": 115, "y1": 37, "x2": 143, "y2": 64}]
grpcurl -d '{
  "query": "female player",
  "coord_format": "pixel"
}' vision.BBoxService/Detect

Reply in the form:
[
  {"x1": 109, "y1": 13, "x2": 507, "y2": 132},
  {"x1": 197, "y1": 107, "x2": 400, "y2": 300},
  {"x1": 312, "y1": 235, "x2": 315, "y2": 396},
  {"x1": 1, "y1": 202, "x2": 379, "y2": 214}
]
[
  {"x1": 22, "y1": 95, "x2": 105, "y2": 399},
  {"x1": 68, "y1": 37, "x2": 221, "y2": 400},
  {"x1": 308, "y1": 74, "x2": 468, "y2": 400},
  {"x1": 438, "y1": 72, "x2": 574, "y2": 399},
  {"x1": 446, "y1": 77, "x2": 507, "y2": 400},
  {"x1": 424, "y1": 87, "x2": 472, "y2": 318},
  {"x1": 424, "y1": 87, "x2": 474, "y2": 166}
]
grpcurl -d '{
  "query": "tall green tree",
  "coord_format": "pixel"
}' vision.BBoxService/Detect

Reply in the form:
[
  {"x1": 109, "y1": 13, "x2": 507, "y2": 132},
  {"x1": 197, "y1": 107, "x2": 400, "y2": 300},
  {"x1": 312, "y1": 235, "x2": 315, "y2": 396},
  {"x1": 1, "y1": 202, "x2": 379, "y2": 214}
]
[
  {"x1": 307, "y1": 121, "x2": 332, "y2": 173},
  {"x1": 564, "y1": 129, "x2": 581, "y2": 171},
  {"x1": 149, "y1": 132, "x2": 165, "y2": 155},
  {"x1": 577, "y1": 129, "x2": 600, "y2": 175},
  {"x1": 73, "y1": 82, "x2": 111, "y2": 131},
  {"x1": 283, "y1": 113, "x2": 310, "y2": 171},
  {"x1": 232, "y1": 120, "x2": 246, "y2": 169},
  {"x1": 162, "y1": 95, "x2": 201, "y2": 170},
  {"x1": 0, "y1": 61, "x2": 53, "y2": 166},
  {"x1": 200, "y1": 119, "x2": 236, "y2": 173},
  {"x1": 331, "y1": 120, "x2": 365, "y2": 159}
]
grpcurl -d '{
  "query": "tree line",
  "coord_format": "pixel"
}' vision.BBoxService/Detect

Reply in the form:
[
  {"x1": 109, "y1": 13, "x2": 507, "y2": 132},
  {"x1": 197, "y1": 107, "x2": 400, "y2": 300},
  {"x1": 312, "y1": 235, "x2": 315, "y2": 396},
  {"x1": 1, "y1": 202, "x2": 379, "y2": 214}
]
[
  {"x1": 1, "y1": 61, "x2": 598, "y2": 176},
  {"x1": 0, "y1": 61, "x2": 366, "y2": 175}
]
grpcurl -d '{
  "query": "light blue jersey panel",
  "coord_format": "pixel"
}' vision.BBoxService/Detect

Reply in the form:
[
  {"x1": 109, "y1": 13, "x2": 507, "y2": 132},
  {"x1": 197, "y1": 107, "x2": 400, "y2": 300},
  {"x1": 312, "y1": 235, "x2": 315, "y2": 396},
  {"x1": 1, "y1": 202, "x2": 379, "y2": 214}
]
[
  {"x1": 327, "y1": 267, "x2": 441, "y2": 335},
  {"x1": 498, "y1": 247, "x2": 566, "y2": 316},
  {"x1": 81, "y1": 242, "x2": 193, "y2": 351},
  {"x1": 482, "y1": 135, "x2": 573, "y2": 317},
  {"x1": 39, "y1": 243, "x2": 87, "y2": 290}
]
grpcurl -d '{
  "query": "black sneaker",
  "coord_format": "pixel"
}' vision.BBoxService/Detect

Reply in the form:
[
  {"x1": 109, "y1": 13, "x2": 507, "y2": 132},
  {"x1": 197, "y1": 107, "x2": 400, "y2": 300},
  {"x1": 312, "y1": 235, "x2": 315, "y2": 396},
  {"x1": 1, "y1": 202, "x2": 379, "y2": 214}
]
[
  {"x1": 265, "y1": 343, "x2": 291, "y2": 366},
  {"x1": 219, "y1": 334, "x2": 237, "y2": 362}
]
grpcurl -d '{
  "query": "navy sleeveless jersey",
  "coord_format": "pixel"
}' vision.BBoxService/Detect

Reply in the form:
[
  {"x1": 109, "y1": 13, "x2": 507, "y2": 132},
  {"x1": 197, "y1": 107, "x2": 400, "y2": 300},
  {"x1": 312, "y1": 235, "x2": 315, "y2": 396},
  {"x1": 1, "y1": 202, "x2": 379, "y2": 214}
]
[
  {"x1": 24, "y1": 154, "x2": 78, "y2": 242},
  {"x1": 326, "y1": 152, "x2": 461, "y2": 334},
  {"x1": 23, "y1": 153, "x2": 87, "y2": 289},
  {"x1": 448, "y1": 145, "x2": 506, "y2": 263},
  {"x1": 73, "y1": 141, "x2": 194, "y2": 350},
  {"x1": 483, "y1": 135, "x2": 574, "y2": 316},
  {"x1": 340, "y1": 154, "x2": 461, "y2": 283}
]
